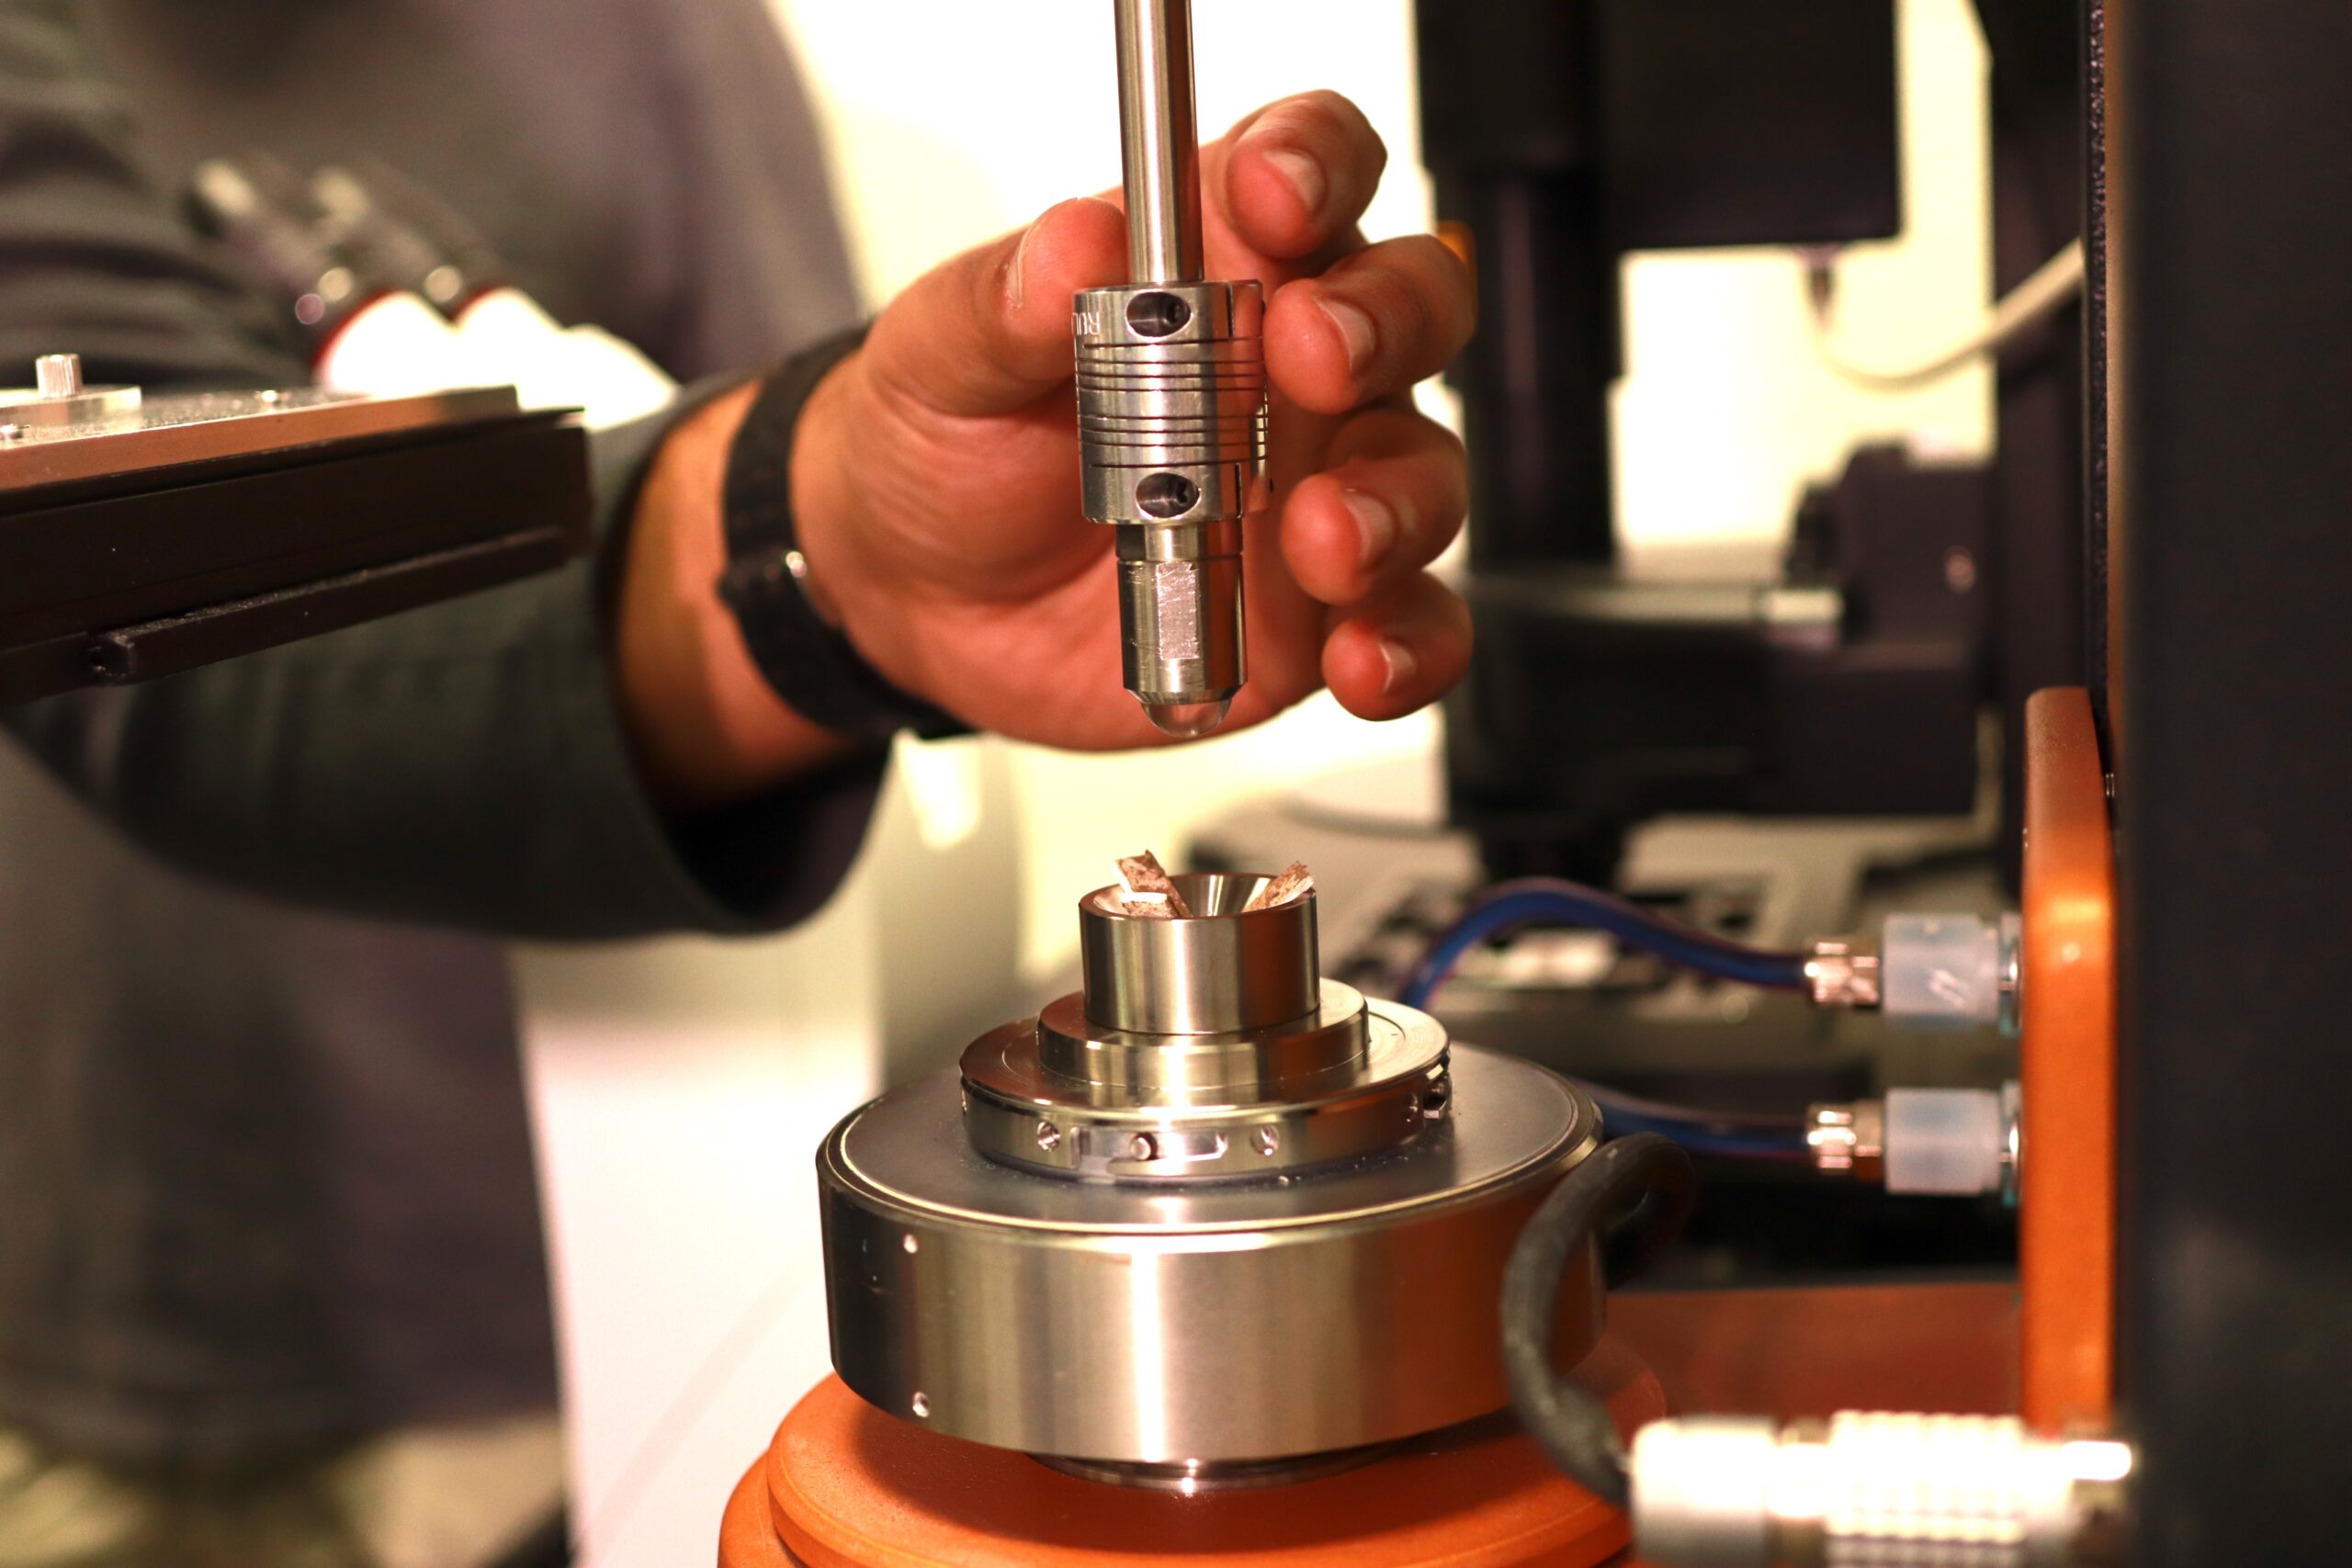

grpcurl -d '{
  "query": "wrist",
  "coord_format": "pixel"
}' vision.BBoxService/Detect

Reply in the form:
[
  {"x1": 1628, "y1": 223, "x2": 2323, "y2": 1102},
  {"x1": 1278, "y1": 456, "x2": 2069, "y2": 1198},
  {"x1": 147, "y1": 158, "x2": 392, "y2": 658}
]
[
  {"x1": 615, "y1": 383, "x2": 856, "y2": 811},
  {"x1": 783, "y1": 355, "x2": 865, "y2": 636},
  {"x1": 786, "y1": 350, "x2": 923, "y2": 699},
  {"x1": 717, "y1": 333, "x2": 967, "y2": 745}
]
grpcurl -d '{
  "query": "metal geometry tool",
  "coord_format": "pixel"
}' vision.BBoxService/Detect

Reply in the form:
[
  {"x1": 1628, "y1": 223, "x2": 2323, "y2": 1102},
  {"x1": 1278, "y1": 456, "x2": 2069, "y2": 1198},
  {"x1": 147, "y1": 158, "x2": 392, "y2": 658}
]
[{"x1": 1074, "y1": 0, "x2": 1269, "y2": 738}]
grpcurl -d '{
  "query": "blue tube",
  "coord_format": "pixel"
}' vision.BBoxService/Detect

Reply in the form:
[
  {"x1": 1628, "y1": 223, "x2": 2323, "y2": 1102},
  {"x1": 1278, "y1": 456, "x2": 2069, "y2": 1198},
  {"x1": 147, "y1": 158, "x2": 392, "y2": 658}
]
[
  {"x1": 1396, "y1": 879, "x2": 1812, "y2": 1010},
  {"x1": 1586, "y1": 1100, "x2": 1811, "y2": 1161},
  {"x1": 1393, "y1": 879, "x2": 1816, "y2": 1161}
]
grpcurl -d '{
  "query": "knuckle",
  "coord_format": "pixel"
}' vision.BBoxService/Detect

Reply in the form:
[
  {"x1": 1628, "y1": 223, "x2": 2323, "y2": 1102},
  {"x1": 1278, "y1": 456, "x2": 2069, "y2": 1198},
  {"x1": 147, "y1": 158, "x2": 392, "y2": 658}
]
[
  {"x1": 1252, "y1": 96, "x2": 1336, "y2": 151},
  {"x1": 1335, "y1": 248, "x2": 1453, "y2": 353},
  {"x1": 1272, "y1": 92, "x2": 1387, "y2": 177},
  {"x1": 1391, "y1": 234, "x2": 1476, "y2": 334},
  {"x1": 1397, "y1": 231, "x2": 1459, "y2": 276},
  {"x1": 1285, "y1": 89, "x2": 1352, "y2": 140},
  {"x1": 1318, "y1": 91, "x2": 1389, "y2": 174}
]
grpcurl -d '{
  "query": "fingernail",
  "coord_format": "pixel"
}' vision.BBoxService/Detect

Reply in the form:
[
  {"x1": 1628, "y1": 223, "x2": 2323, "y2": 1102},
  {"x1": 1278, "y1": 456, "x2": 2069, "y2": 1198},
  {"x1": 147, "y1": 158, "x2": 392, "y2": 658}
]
[
  {"x1": 1006, "y1": 217, "x2": 1044, "y2": 310},
  {"x1": 1379, "y1": 637, "x2": 1419, "y2": 695},
  {"x1": 1319, "y1": 297, "x2": 1378, "y2": 374},
  {"x1": 1261, "y1": 146, "x2": 1328, "y2": 220},
  {"x1": 1343, "y1": 488, "x2": 1399, "y2": 571}
]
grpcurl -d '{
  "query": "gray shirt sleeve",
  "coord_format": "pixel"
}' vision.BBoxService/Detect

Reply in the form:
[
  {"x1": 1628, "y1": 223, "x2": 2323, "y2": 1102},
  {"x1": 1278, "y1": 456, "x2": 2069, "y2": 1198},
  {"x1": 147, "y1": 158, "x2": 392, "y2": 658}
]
[
  {"x1": 0, "y1": 0, "x2": 884, "y2": 941},
  {"x1": 0, "y1": 0, "x2": 307, "y2": 385}
]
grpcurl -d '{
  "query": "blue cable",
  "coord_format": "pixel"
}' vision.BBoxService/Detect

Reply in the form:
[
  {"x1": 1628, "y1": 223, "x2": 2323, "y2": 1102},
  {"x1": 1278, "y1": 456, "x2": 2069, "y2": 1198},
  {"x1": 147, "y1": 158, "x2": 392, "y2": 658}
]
[
  {"x1": 1585, "y1": 1099, "x2": 1811, "y2": 1162},
  {"x1": 1396, "y1": 878, "x2": 1811, "y2": 1010},
  {"x1": 1396, "y1": 878, "x2": 1816, "y2": 1161}
]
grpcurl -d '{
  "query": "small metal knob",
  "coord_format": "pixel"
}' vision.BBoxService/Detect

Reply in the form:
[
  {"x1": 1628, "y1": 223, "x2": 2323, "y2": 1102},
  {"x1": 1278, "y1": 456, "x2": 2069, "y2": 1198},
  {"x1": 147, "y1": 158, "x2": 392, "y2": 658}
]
[{"x1": 34, "y1": 355, "x2": 83, "y2": 399}]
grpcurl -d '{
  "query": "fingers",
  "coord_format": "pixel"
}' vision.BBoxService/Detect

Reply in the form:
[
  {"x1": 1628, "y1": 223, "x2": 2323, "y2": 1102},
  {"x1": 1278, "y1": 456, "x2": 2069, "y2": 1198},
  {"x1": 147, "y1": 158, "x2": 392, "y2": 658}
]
[
  {"x1": 1280, "y1": 409, "x2": 1467, "y2": 606},
  {"x1": 1264, "y1": 235, "x2": 1476, "y2": 415},
  {"x1": 1322, "y1": 573, "x2": 1474, "y2": 721},
  {"x1": 862, "y1": 92, "x2": 1439, "y2": 424},
  {"x1": 861, "y1": 197, "x2": 1125, "y2": 419},
  {"x1": 1209, "y1": 91, "x2": 1387, "y2": 266}
]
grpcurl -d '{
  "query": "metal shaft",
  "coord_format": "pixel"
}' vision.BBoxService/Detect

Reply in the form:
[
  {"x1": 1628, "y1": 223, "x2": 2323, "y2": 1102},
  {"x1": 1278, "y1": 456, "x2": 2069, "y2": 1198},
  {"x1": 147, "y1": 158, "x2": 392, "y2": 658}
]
[
  {"x1": 1114, "y1": 0, "x2": 1204, "y2": 283},
  {"x1": 1078, "y1": 0, "x2": 1263, "y2": 737}
]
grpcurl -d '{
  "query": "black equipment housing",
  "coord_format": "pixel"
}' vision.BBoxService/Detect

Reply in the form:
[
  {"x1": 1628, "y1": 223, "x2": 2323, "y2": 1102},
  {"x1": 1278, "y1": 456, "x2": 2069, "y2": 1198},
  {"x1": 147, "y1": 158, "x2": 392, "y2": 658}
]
[
  {"x1": 1419, "y1": 0, "x2": 2084, "y2": 882},
  {"x1": 0, "y1": 404, "x2": 586, "y2": 706},
  {"x1": 1419, "y1": 0, "x2": 2352, "y2": 1556}
]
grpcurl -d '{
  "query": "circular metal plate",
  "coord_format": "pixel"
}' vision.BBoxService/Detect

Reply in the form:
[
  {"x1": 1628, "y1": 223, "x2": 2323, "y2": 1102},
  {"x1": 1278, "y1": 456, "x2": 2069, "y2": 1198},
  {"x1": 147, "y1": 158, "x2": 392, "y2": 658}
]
[
  {"x1": 963, "y1": 987, "x2": 1447, "y2": 1182},
  {"x1": 1034, "y1": 985, "x2": 1369, "y2": 1095},
  {"x1": 819, "y1": 1045, "x2": 1600, "y2": 1464}
]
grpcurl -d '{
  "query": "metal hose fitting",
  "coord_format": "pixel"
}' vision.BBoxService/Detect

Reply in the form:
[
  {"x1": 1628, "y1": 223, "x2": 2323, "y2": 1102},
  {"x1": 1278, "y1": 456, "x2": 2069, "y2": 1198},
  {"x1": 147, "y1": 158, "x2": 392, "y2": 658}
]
[
  {"x1": 1074, "y1": 0, "x2": 1268, "y2": 737},
  {"x1": 1631, "y1": 1413, "x2": 2132, "y2": 1568}
]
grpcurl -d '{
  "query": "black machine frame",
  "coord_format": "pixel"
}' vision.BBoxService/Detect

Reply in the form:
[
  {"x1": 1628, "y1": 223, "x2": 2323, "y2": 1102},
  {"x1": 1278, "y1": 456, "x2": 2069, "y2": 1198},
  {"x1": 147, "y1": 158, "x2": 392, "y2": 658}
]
[
  {"x1": 1418, "y1": 0, "x2": 2086, "y2": 885},
  {"x1": 0, "y1": 398, "x2": 588, "y2": 706},
  {"x1": 1415, "y1": 0, "x2": 2352, "y2": 1558},
  {"x1": 2105, "y1": 0, "x2": 2352, "y2": 1559}
]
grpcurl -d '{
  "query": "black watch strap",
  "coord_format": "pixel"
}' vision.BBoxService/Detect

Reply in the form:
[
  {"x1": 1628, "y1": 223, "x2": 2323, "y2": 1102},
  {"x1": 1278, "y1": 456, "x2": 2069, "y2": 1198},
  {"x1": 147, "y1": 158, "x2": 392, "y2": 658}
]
[{"x1": 717, "y1": 325, "x2": 967, "y2": 742}]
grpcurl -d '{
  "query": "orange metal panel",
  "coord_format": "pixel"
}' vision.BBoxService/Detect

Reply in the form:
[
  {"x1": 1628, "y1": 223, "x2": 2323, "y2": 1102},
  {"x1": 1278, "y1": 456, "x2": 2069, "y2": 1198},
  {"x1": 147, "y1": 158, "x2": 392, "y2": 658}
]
[
  {"x1": 1609, "y1": 1280, "x2": 2018, "y2": 1421},
  {"x1": 2018, "y1": 687, "x2": 2117, "y2": 1430}
]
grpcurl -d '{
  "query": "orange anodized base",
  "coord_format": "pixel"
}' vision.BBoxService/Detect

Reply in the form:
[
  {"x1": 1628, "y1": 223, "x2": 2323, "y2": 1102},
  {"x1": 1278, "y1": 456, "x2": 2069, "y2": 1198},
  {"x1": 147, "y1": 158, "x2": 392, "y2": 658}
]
[
  {"x1": 718, "y1": 1339, "x2": 1665, "y2": 1568},
  {"x1": 2016, "y1": 688, "x2": 2117, "y2": 1433}
]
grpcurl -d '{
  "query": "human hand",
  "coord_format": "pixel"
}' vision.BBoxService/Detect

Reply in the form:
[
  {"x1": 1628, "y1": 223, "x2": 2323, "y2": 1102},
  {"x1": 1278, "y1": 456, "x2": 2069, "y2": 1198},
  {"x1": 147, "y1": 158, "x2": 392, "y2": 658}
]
[{"x1": 790, "y1": 90, "x2": 1476, "y2": 750}]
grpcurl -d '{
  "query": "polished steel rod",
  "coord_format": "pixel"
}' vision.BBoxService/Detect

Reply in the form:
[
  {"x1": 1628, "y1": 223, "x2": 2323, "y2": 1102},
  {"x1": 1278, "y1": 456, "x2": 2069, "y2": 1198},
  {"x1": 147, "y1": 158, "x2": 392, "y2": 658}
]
[{"x1": 1114, "y1": 0, "x2": 1204, "y2": 283}]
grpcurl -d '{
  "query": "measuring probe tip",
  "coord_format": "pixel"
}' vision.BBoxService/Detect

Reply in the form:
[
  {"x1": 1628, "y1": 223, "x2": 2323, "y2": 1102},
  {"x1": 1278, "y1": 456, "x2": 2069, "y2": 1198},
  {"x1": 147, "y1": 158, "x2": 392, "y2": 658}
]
[{"x1": 1142, "y1": 697, "x2": 1232, "y2": 739}]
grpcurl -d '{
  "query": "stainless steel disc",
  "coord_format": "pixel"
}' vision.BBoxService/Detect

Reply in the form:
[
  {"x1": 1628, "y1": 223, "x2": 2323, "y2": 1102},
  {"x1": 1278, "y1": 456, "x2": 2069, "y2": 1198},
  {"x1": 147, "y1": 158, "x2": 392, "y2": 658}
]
[
  {"x1": 959, "y1": 985, "x2": 1451, "y2": 1182},
  {"x1": 818, "y1": 1043, "x2": 1602, "y2": 1465}
]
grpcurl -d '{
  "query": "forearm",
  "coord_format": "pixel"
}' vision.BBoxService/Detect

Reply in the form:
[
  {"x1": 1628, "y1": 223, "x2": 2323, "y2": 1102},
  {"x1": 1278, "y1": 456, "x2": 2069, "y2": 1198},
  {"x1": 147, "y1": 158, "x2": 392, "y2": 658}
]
[{"x1": 611, "y1": 377, "x2": 861, "y2": 811}]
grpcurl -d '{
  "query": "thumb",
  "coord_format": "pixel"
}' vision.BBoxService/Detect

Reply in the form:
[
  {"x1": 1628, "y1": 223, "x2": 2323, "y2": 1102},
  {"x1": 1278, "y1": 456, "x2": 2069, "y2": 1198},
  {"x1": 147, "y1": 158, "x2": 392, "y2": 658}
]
[{"x1": 860, "y1": 197, "x2": 1128, "y2": 419}]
